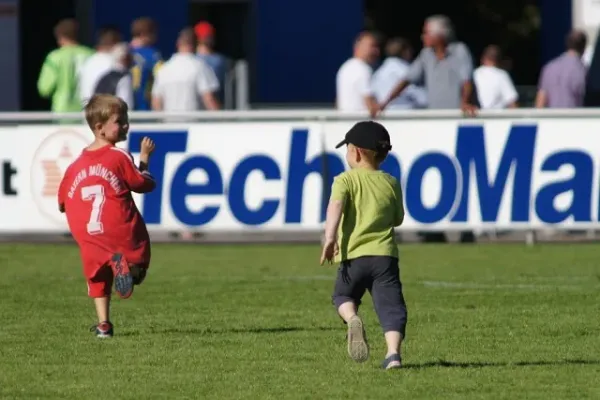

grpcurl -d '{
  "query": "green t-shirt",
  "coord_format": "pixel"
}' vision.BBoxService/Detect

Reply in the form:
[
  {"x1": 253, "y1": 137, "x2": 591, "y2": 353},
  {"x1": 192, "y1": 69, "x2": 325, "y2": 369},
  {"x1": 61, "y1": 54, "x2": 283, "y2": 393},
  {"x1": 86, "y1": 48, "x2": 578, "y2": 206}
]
[
  {"x1": 37, "y1": 45, "x2": 94, "y2": 112},
  {"x1": 330, "y1": 168, "x2": 404, "y2": 262}
]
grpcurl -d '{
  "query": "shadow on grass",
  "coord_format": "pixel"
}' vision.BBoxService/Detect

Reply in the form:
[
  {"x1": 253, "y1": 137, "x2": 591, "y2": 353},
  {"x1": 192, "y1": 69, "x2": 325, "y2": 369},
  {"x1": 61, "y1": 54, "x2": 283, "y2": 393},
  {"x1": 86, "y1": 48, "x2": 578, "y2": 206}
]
[
  {"x1": 403, "y1": 359, "x2": 600, "y2": 370},
  {"x1": 120, "y1": 326, "x2": 339, "y2": 337}
]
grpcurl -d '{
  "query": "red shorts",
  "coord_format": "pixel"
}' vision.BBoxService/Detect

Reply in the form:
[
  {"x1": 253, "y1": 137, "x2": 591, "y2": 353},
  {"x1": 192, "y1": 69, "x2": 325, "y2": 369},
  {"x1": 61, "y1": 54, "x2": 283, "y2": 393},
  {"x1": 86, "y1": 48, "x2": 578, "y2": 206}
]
[{"x1": 82, "y1": 247, "x2": 150, "y2": 298}]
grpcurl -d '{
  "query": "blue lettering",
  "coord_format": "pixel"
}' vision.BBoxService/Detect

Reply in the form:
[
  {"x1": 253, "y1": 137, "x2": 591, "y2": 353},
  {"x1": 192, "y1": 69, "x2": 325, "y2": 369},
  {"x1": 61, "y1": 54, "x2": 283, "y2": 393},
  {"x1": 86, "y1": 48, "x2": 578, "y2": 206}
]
[
  {"x1": 171, "y1": 156, "x2": 223, "y2": 226},
  {"x1": 535, "y1": 151, "x2": 593, "y2": 223},
  {"x1": 452, "y1": 125, "x2": 536, "y2": 222},
  {"x1": 286, "y1": 129, "x2": 344, "y2": 223},
  {"x1": 380, "y1": 154, "x2": 401, "y2": 182},
  {"x1": 129, "y1": 131, "x2": 188, "y2": 223},
  {"x1": 228, "y1": 155, "x2": 281, "y2": 225},
  {"x1": 130, "y1": 124, "x2": 600, "y2": 229},
  {"x1": 320, "y1": 154, "x2": 345, "y2": 221},
  {"x1": 406, "y1": 153, "x2": 459, "y2": 223}
]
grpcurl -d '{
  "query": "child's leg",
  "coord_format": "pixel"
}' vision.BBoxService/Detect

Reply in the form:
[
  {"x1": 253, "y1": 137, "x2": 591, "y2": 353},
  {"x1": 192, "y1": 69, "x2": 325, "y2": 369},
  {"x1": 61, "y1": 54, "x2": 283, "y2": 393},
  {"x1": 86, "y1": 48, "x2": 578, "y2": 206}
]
[
  {"x1": 93, "y1": 296, "x2": 111, "y2": 323},
  {"x1": 370, "y1": 257, "x2": 407, "y2": 360},
  {"x1": 337, "y1": 302, "x2": 358, "y2": 322},
  {"x1": 128, "y1": 244, "x2": 150, "y2": 288},
  {"x1": 332, "y1": 260, "x2": 368, "y2": 322},
  {"x1": 383, "y1": 331, "x2": 403, "y2": 357},
  {"x1": 88, "y1": 265, "x2": 114, "y2": 321},
  {"x1": 129, "y1": 263, "x2": 148, "y2": 286},
  {"x1": 331, "y1": 259, "x2": 371, "y2": 363}
]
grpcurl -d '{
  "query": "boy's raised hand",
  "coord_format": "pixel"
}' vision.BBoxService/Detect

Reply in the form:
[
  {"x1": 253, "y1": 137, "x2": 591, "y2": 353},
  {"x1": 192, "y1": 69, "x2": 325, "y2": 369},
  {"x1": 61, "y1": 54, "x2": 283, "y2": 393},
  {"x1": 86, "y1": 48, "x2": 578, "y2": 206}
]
[
  {"x1": 140, "y1": 137, "x2": 155, "y2": 158},
  {"x1": 320, "y1": 239, "x2": 339, "y2": 266},
  {"x1": 139, "y1": 137, "x2": 156, "y2": 172}
]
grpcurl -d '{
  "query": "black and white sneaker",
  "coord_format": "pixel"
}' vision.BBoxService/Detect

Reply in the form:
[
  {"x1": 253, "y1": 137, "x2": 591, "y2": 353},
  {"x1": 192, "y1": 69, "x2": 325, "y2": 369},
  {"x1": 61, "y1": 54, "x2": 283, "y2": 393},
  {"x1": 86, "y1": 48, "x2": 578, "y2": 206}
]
[
  {"x1": 382, "y1": 353, "x2": 402, "y2": 370},
  {"x1": 91, "y1": 321, "x2": 114, "y2": 338}
]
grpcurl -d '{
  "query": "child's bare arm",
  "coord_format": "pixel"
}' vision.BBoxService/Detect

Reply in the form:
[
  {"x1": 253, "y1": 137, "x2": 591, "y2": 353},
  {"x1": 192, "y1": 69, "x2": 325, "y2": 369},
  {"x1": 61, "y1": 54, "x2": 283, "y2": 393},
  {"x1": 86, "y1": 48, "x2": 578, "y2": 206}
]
[
  {"x1": 324, "y1": 199, "x2": 344, "y2": 242},
  {"x1": 324, "y1": 176, "x2": 348, "y2": 241},
  {"x1": 117, "y1": 139, "x2": 156, "y2": 194},
  {"x1": 320, "y1": 198, "x2": 344, "y2": 265},
  {"x1": 138, "y1": 137, "x2": 155, "y2": 172},
  {"x1": 320, "y1": 177, "x2": 347, "y2": 265},
  {"x1": 57, "y1": 171, "x2": 68, "y2": 213}
]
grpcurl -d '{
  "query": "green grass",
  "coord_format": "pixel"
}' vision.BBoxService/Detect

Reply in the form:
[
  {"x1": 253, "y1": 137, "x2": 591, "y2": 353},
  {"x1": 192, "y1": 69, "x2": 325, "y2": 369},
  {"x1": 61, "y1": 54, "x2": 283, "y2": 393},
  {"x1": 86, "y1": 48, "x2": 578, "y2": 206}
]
[{"x1": 1, "y1": 243, "x2": 600, "y2": 399}]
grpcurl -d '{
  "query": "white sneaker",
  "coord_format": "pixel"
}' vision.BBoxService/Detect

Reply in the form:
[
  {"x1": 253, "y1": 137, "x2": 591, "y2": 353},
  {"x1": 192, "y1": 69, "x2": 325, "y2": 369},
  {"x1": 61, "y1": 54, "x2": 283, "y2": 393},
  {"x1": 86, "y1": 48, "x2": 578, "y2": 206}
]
[{"x1": 347, "y1": 315, "x2": 369, "y2": 363}]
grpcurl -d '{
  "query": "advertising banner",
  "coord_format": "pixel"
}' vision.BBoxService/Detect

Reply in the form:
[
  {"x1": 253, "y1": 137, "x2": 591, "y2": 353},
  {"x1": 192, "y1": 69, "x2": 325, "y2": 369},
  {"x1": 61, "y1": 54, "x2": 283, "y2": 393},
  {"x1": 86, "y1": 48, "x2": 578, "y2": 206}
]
[{"x1": 2, "y1": 118, "x2": 600, "y2": 232}]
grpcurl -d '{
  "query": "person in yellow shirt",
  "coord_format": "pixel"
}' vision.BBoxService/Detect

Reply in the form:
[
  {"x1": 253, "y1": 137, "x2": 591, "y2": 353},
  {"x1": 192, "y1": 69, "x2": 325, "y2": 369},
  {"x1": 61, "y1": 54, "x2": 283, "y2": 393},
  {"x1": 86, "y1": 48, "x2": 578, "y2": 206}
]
[{"x1": 320, "y1": 121, "x2": 406, "y2": 370}]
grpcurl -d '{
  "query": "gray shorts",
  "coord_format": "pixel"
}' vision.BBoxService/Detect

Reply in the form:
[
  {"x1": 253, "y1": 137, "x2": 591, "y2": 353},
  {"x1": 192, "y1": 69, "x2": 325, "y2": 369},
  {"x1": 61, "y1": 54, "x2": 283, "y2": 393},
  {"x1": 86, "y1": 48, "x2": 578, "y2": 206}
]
[{"x1": 332, "y1": 256, "x2": 407, "y2": 336}]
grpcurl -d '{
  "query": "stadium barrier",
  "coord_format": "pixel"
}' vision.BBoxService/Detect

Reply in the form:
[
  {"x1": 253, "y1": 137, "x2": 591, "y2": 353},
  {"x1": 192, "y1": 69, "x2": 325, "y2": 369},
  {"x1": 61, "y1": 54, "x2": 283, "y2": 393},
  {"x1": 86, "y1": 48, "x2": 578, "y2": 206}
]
[{"x1": 1, "y1": 109, "x2": 599, "y2": 240}]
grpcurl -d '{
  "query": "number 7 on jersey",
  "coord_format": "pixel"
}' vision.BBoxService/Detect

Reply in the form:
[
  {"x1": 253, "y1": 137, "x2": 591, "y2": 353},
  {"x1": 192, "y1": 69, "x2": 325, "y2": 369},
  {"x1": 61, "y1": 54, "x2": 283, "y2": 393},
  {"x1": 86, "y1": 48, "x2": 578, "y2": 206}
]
[{"x1": 81, "y1": 185, "x2": 105, "y2": 235}]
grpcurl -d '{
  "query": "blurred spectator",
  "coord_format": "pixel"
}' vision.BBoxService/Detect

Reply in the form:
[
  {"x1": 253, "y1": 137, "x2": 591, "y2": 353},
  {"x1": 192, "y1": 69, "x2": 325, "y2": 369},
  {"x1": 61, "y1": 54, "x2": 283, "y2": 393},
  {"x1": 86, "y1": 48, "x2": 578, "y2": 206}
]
[
  {"x1": 94, "y1": 43, "x2": 134, "y2": 109},
  {"x1": 152, "y1": 28, "x2": 220, "y2": 112},
  {"x1": 369, "y1": 31, "x2": 386, "y2": 70},
  {"x1": 335, "y1": 32, "x2": 379, "y2": 114},
  {"x1": 473, "y1": 45, "x2": 518, "y2": 109},
  {"x1": 371, "y1": 37, "x2": 427, "y2": 109},
  {"x1": 194, "y1": 21, "x2": 228, "y2": 103},
  {"x1": 37, "y1": 19, "x2": 93, "y2": 112},
  {"x1": 78, "y1": 26, "x2": 121, "y2": 106},
  {"x1": 377, "y1": 16, "x2": 475, "y2": 243},
  {"x1": 130, "y1": 17, "x2": 163, "y2": 110},
  {"x1": 377, "y1": 15, "x2": 475, "y2": 115},
  {"x1": 535, "y1": 30, "x2": 587, "y2": 108}
]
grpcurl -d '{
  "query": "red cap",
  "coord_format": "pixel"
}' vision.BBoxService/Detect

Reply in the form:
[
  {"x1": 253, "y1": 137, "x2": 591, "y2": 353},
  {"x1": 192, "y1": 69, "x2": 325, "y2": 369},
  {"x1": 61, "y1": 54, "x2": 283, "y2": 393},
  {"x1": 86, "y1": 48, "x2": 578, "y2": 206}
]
[{"x1": 194, "y1": 22, "x2": 215, "y2": 39}]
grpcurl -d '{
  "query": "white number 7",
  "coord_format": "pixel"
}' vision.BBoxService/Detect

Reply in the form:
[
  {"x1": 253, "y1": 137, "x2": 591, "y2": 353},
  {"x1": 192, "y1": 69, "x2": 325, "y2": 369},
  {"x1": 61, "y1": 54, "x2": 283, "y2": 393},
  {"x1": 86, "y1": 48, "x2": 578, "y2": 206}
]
[{"x1": 81, "y1": 185, "x2": 105, "y2": 235}]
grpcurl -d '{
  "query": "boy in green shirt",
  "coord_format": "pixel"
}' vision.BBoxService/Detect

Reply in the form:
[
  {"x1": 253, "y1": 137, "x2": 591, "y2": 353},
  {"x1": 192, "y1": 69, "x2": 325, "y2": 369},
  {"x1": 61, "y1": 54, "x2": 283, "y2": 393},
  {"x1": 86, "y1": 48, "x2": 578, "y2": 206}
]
[
  {"x1": 320, "y1": 121, "x2": 407, "y2": 370},
  {"x1": 37, "y1": 19, "x2": 93, "y2": 112}
]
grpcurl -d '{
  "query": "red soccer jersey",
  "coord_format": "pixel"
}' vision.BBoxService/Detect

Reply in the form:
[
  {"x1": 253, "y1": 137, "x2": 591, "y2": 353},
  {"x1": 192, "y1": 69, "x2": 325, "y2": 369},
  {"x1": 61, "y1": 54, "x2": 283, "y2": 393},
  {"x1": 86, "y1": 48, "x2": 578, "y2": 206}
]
[{"x1": 58, "y1": 145, "x2": 155, "y2": 276}]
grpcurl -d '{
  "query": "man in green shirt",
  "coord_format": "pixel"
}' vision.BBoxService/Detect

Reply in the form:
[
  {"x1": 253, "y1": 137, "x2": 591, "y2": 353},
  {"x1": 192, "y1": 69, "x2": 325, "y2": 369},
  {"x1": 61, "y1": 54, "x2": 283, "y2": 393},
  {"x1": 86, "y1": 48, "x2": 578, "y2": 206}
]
[
  {"x1": 320, "y1": 121, "x2": 407, "y2": 370},
  {"x1": 37, "y1": 19, "x2": 93, "y2": 112}
]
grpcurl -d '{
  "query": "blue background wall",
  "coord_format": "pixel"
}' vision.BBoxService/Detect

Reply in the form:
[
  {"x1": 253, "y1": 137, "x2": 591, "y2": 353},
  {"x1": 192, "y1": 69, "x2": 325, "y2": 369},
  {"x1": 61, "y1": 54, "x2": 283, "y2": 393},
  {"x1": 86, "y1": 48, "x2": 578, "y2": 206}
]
[
  {"x1": 540, "y1": 0, "x2": 572, "y2": 64},
  {"x1": 253, "y1": 0, "x2": 363, "y2": 103}
]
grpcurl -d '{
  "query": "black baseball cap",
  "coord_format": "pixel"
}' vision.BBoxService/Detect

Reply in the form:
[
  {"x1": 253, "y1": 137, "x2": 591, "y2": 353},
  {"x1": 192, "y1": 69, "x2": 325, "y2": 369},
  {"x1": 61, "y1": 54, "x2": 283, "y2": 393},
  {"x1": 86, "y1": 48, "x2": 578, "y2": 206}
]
[{"x1": 335, "y1": 120, "x2": 392, "y2": 152}]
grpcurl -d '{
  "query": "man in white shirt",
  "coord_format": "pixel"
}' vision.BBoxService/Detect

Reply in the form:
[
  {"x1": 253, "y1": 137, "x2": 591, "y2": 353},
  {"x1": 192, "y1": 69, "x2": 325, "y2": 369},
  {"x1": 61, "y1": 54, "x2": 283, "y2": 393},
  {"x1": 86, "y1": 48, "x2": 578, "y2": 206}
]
[
  {"x1": 473, "y1": 45, "x2": 518, "y2": 109},
  {"x1": 94, "y1": 43, "x2": 134, "y2": 109},
  {"x1": 335, "y1": 32, "x2": 379, "y2": 114},
  {"x1": 152, "y1": 28, "x2": 220, "y2": 112},
  {"x1": 372, "y1": 38, "x2": 427, "y2": 109},
  {"x1": 78, "y1": 26, "x2": 121, "y2": 105}
]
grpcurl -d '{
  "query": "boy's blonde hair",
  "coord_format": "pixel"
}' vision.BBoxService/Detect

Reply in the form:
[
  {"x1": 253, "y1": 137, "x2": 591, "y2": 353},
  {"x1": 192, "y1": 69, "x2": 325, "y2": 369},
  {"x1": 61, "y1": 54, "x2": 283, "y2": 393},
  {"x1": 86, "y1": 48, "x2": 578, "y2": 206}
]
[
  {"x1": 84, "y1": 94, "x2": 128, "y2": 131},
  {"x1": 356, "y1": 146, "x2": 389, "y2": 166}
]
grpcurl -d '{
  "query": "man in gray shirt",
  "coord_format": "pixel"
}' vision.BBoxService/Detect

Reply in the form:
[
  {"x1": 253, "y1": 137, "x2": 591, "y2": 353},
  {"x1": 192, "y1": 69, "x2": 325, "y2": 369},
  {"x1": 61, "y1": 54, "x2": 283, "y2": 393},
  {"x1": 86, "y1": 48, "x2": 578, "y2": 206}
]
[
  {"x1": 535, "y1": 30, "x2": 587, "y2": 108},
  {"x1": 375, "y1": 15, "x2": 476, "y2": 115},
  {"x1": 376, "y1": 15, "x2": 476, "y2": 243}
]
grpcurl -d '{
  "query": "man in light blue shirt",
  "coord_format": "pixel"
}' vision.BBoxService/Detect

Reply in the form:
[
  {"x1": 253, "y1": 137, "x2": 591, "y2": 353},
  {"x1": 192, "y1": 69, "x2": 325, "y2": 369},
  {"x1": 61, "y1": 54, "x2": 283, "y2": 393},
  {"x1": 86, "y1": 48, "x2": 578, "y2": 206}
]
[{"x1": 371, "y1": 38, "x2": 427, "y2": 109}]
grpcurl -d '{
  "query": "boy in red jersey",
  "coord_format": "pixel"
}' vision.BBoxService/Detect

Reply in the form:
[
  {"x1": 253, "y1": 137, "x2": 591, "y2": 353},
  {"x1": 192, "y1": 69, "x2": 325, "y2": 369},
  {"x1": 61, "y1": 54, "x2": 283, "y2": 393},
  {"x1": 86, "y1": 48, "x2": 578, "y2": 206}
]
[{"x1": 58, "y1": 94, "x2": 156, "y2": 338}]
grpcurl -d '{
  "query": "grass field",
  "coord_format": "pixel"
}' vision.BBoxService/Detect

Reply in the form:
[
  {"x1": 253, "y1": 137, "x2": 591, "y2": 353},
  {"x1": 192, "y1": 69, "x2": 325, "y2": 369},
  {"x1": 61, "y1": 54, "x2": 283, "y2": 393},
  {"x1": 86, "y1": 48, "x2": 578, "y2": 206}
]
[{"x1": 1, "y1": 243, "x2": 600, "y2": 399}]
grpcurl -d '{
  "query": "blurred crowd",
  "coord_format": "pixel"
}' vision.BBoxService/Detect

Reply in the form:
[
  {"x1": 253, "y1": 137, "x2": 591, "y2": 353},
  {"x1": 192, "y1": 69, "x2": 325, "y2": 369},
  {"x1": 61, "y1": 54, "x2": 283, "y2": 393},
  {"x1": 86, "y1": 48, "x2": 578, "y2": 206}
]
[
  {"x1": 37, "y1": 18, "x2": 227, "y2": 113},
  {"x1": 336, "y1": 15, "x2": 593, "y2": 115},
  {"x1": 38, "y1": 14, "x2": 598, "y2": 115}
]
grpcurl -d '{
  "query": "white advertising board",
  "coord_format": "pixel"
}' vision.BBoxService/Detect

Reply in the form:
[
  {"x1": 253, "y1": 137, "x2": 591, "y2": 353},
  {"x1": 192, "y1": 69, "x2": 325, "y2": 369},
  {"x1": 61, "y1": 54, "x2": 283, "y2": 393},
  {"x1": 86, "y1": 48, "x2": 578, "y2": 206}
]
[{"x1": 1, "y1": 118, "x2": 600, "y2": 232}]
